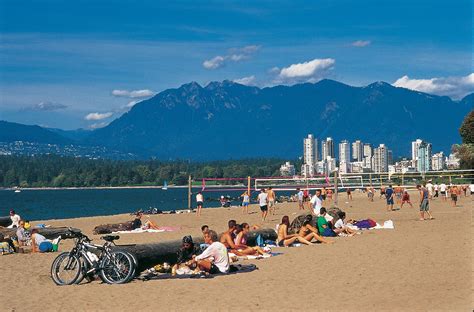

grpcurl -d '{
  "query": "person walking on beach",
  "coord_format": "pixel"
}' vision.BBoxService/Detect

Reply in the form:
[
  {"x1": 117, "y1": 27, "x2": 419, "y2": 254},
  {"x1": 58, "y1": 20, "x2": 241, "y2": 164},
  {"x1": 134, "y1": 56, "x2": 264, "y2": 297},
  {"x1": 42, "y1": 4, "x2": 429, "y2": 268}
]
[
  {"x1": 257, "y1": 189, "x2": 269, "y2": 222},
  {"x1": 450, "y1": 185, "x2": 458, "y2": 207},
  {"x1": 196, "y1": 192, "x2": 204, "y2": 217},
  {"x1": 385, "y1": 185, "x2": 394, "y2": 211},
  {"x1": 426, "y1": 180, "x2": 434, "y2": 199},
  {"x1": 267, "y1": 187, "x2": 276, "y2": 215},
  {"x1": 346, "y1": 188, "x2": 352, "y2": 201},
  {"x1": 439, "y1": 182, "x2": 447, "y2": 201},
  {"x1": 241, "y1": 191, "x2": 250, "y2": 214},
  {"x1": 417, "y1": 184, "x2": 434, "y2": 221},
  {"x1": 296, "y1": 188, "x2": 304, "y2": 210},
  {"x1": 433, "y1": 183, "x2": 439, "y2": 198}
]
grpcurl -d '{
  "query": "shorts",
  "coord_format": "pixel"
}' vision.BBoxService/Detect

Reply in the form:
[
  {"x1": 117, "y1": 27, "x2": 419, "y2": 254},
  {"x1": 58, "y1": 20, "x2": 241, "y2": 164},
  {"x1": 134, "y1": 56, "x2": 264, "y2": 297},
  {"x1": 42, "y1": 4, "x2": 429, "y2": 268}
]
[
  {"x1": 197, "y1": 201, "x2": 203, "y2": 207},
  {"x1": 38, "y1": 241, "x2": 53, "y2": 252},
  {"x1": 268, "y1": 200, "x2": 275, "y2": 207},
  {"x1": 386, "y1": 198, "x2": 394, "y2": 205},
  {"x1": 209, "y1": 263, "x2": 223, "y2": 274},
  {"x1": 440, "y1": 191, "x2": 446, "y2": 196},
  {"x1": 322, "y1": 228, "x2": 337, "y2": 237},
  {"x1": 243, "y1": 202, "x2": 249, "y2": 207},
  {"x1": 451, "y1": 194, "x2": 457, "y2": 201},
  {"x1": 260, "y1": 205, "x2": 268, "y2": 212},
  {"x1": 420, "y1": 199, "x2": 429, "y2": 211},
  {"x1": 278, "y1": 240, "x2": 285, "y2": 247}
]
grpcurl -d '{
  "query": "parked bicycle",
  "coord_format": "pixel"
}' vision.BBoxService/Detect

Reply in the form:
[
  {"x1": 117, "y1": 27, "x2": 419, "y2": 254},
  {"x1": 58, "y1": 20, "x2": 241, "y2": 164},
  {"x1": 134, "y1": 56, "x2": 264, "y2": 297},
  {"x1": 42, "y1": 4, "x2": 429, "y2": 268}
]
[{"x1": 50, "y1": 228, "x2": 137, "y2": 285}]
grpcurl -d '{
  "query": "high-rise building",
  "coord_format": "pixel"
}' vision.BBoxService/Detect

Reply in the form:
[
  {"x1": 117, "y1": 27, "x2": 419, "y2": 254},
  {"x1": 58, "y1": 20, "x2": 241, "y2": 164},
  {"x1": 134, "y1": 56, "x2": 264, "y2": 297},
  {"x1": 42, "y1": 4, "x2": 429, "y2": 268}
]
[
  {"x1": 339, "y1": 140, "x2": 350, "y2": 163},
  {"x1": 446, "y1": 153, "x2": 460, "y2": 169},
  {"x1": 373, "y1": 144, "x2": 389, "y2": 172},
  {"x1": 351, "y1": 140, "x2": 363, "y2": 162},
  {"x1": 417, "y1": 141, "x2": 432, "y2": 172},
  {"x1": 363, "y1": 143, "x2": 373, "y2": 158},
  {"x1": 387, "y1": 149, "x2": 393, "y2": 165},
  {"x1": 431, "y1": 152, "x2": 445, "y2": 171},
  {"x1": 411, "y1": 139, "x2": 423, "y2": 167},
  {"x1": 321, "y1": 137, "x2": 334, "y2": 160},
  {"x1": 302, "y1": 134, "x2": 317, "y2": 177}
]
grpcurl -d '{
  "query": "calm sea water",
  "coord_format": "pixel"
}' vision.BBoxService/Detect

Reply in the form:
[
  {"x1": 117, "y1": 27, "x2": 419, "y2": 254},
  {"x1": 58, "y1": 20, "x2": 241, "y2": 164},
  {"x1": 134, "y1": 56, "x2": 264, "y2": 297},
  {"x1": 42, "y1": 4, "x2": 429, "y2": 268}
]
[{"x1": 0, "y1": 188, "x2": 293, "y2": 221}]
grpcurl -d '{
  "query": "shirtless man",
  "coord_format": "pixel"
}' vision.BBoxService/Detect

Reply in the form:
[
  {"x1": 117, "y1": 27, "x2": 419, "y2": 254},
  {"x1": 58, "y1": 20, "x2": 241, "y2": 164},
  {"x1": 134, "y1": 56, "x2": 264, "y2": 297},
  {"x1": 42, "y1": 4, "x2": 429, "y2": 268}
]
[
  {"x1": 277, "y1": 216, "x2": 313, "y2": 246},
  {"x1": 394, "y1": 184, "x2": 403, "y2": 206},
  {"x1": 267, "y1": 187, "x2": 276, "y2": 215},
  {"x1": 220, "y1": 219, "x2": 255, "y2": 256}
]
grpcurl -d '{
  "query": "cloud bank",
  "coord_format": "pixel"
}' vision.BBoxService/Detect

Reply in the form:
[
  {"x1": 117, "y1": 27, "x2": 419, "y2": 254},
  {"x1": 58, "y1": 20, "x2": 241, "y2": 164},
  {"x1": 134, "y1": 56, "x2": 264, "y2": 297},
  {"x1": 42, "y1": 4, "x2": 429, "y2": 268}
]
[
  {"x1": 233, "y1": 75, "x2": 256, "y2": 86},
  {"x1": 393, "y1": 73, "x2": 474, "y2": 99},
  {"x1": 29, "y1": 101, "x2": 68, "y2": 111},
  {"x1": 274, "y1": 58, "x2": 335, "y2": 84},
  {"x1": 112, "y1": 89, "x2": 155, "y2": 98},
  {"x1": 84, "y1": 112, "x2": 113, "y2": 121},
  {"x1": 203, "y1": 45, "x2": 260, "y2": 70},
  {"x1": 351, "y1": 40, "x2": 371, "y2": 47}
]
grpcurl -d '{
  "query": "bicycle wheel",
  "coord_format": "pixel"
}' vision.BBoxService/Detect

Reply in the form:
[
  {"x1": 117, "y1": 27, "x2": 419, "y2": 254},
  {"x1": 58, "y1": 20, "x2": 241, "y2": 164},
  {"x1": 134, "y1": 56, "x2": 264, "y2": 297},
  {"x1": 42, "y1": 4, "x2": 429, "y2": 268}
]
[
  {"x1": 99, "y1": 251, "x2": 135, "y2": 284},
  {"x1": 122, "y1": 251, "x2": 138, "y2": 283},
  {"x1": 50, "y1": 252, "x2": 82, "y2": 285}
]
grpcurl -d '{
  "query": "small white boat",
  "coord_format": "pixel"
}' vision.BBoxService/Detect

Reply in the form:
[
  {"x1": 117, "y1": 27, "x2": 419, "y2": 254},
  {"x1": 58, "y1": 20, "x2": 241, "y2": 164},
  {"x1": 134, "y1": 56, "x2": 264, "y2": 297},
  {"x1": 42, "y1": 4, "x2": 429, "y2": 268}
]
[
  {"x1": 162, "y1": 181, "x2": 168, "y2": 190},
  {"x1": 14, "y1": 189, "x2": 21, "y2": 193}
]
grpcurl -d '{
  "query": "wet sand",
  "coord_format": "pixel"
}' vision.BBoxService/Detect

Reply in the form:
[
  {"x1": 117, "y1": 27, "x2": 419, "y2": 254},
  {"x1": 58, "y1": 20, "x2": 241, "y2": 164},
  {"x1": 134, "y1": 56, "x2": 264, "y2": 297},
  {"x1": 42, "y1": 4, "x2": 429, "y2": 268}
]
[{"x1": 0, "y1": 191, "x2": 472, "y2": 311}]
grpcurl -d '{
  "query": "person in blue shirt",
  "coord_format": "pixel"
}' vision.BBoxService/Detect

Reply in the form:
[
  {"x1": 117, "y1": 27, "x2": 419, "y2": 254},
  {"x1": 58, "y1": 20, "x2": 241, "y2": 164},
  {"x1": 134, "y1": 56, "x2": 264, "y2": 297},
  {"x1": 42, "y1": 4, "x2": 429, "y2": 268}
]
[{"x1": 385, "y1": 184, "x2": 394, "y2": 211}]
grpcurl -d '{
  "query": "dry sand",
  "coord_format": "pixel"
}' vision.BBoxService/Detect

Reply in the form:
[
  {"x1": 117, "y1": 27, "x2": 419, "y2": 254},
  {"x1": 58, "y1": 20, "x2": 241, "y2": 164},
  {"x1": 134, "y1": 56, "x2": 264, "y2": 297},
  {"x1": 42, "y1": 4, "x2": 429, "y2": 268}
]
[{"x1": 0, "y1": 191, "x2": 472, "y2": 311}]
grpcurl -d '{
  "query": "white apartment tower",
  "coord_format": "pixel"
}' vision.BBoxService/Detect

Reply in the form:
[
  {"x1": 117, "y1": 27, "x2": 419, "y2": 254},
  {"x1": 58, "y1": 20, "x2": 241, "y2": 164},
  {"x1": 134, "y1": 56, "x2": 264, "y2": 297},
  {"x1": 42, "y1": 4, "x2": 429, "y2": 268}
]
[
  {"x1": 431, "y1": 152, "x2": 445, "y2": 171},
  {"x1": 351, "y1": 140, "x2": 364, "y2": 162},
  {"x1": 373, "y1": 144, "x2": 389, "y2": 173},
  {"x1": 321, "y1": 137, "x2": 335, "y2": 160},
  {"x1": 302, "y1": 134, "x2": 317, "y2": 177},
  {"x1": 339, "y1": 140, "x2": 351, "y2": 163},
  {"x1": 411, "y1": 139, "x2": 423, "y2": 167}
]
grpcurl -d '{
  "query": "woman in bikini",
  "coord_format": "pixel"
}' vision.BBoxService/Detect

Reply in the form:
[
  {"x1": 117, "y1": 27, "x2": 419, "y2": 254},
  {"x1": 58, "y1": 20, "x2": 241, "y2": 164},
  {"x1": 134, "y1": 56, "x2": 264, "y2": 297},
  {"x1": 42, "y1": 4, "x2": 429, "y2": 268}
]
[
  {"x1": 234, "y1": 223, "x2": 268, "y2": 255},
  {"x1": 277, "y1": 216, "x2": 313, "y2": 247},
  {"x1": 298, "y1": 215, "x2": 333, "y2": 244}
]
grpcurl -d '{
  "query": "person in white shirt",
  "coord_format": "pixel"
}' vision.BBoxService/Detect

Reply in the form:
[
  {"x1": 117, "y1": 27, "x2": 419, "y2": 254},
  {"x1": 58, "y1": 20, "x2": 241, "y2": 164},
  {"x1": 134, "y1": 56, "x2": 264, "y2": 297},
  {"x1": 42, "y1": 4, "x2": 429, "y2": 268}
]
[
  {"x1": 193, "y1": 230, "x2": 229, "y2": 274},
  {"x1": 195, "y1": 192, "x2": 204, "y2": 217},
  {"x1": 426, "y1": 181, "x2": 434, "y2": 199},
  {"x1": 296, "y1": 188, "x2": 304, "y2": 210},
  {"x1": 439, "y1": 183, "x2": 447, "y2": 201},
  {"x1": 469, "y1": 184, "x2": 474, "y2": 196},
  {"x1": 433, "y1": 184, "x2": 439, "y2": 198},
  {"x1": 333, "y1": 211, "x2": 359, "y2": 236},
  {"x1": 310, "y1": 189, "x2": 323, "y2": 216},
  {"x1": 7, "y1": 210, "x2": 21, "y2": 228},
  {"x1": 257, "y1": 189, "x2": 268, "y2": 221}
]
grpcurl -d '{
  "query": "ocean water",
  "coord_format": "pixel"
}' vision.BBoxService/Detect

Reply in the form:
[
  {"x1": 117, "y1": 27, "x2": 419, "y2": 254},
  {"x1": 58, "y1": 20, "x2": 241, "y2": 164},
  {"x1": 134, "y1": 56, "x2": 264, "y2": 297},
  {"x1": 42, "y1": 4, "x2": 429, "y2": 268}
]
[{"x1": 0, "y1": 188, "x2": 293, "y2": 221}]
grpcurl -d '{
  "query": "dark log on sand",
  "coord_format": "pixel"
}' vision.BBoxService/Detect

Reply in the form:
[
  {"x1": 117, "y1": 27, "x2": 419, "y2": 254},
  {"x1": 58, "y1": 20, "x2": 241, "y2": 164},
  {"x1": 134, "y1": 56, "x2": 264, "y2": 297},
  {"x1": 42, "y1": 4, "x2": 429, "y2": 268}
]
[
  {"x1": 0, "y1": 216, "x2": 12, "y2": 227},
  {"x1": 0, "y1": 227, "x2": 80, "y2": 239},
  {"x1": 116, "y1": 228, "x2": 277, "y2": 273}
]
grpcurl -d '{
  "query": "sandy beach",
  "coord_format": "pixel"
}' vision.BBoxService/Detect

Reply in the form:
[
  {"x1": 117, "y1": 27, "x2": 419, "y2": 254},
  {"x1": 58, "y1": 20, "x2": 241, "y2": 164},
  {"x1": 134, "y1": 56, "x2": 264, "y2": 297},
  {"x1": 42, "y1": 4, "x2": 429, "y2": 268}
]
[{"x1": 0, "y1": 191, "x2": 472, "y2": 311}]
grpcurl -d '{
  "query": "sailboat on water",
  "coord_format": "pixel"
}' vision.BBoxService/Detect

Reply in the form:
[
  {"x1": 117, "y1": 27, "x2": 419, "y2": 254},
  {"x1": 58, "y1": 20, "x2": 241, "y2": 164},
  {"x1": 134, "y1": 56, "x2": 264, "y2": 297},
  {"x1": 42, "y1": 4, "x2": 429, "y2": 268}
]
[{"x1": 162, "y1": 181, "x2": 168, "y2": 190}]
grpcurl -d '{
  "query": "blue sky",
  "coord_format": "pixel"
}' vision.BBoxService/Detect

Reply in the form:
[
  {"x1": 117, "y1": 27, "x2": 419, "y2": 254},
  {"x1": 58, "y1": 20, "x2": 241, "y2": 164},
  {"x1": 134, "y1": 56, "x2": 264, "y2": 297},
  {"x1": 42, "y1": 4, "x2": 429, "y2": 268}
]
[{"x1": 0, "y1": 0, "x2": 472, "y2": 129}]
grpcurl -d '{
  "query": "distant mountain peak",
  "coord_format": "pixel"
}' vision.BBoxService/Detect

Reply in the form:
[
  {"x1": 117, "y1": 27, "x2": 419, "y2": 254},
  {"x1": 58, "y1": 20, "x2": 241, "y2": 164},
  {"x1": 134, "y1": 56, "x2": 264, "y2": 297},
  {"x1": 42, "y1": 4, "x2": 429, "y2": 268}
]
[{"x1": 366, "y1": 81, "x2": 393, "y2": 89}]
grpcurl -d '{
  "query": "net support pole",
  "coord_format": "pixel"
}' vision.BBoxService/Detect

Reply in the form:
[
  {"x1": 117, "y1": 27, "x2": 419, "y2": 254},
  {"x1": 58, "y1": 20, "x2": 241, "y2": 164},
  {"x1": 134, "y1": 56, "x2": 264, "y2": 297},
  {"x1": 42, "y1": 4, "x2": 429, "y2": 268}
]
[
  {"x1": 247, "y1": 176, "x2": 251, "y2": 196},
  {"x1": 334, "y1": 170, "x2": 338, "y2": 207},
  {"x1": 369, "y1": 172, "x2": 372, "y2": 188},
  {"x1": 188, "y1": 175, "x2": 192, "y2": 210}
]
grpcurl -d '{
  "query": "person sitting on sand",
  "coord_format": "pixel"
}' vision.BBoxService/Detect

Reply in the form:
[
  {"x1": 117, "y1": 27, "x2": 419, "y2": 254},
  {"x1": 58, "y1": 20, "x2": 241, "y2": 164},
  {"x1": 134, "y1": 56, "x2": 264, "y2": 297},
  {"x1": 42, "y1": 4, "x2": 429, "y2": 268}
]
[
  {"x1": 131, "y1": 213, "x2": 160, "y2": 230},
  {"x1": 234, "y1": 223, "x2": 268, "y2": 255},
  {"x1": 16, "y1": 220, "x2": 30, "y2": 246},
  {"x1": 277, "y1": 216, "x2": 313, "y2": 247},
  {"x1": 201, "y1": 225, "x2": 209, "y2": 235},
  {"x1": 400, "y1": 190, "x2": 414, "y2": 209},
  {"x1": 7, "y1": 210, "x2": 21, "y2": 228},
  {"x1": 317, "y1": 208, "x2": 337, "y2": 237},
  {"x1": 31, "y1": 229, "x2": 60, "y2": 253},
  {"x1": 220, "y1": 220, "x2": 254, "y2": 256},
  {"x1": 0, "y1": 233, "x2": 16, "y2": 252},
  {"x1": 192, "y1": 230, "x2": 229, "y2": 274},
  {"x1": 298, "y1": 215, "x2": 332, "y2": 244},
  {"x1": 172, "y1": 235, "x2": 202, "y2": 274},
  {"x1": 333, "y1": 212, "x2": 359, "y2": 236}
]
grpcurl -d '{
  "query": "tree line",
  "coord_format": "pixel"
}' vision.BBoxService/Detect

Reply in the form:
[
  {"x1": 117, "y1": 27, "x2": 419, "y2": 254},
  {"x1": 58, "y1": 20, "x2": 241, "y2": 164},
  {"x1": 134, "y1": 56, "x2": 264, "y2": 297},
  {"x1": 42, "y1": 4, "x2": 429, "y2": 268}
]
[{"x1": 0, "y1": 155, "x2": 298, "y2": 188}]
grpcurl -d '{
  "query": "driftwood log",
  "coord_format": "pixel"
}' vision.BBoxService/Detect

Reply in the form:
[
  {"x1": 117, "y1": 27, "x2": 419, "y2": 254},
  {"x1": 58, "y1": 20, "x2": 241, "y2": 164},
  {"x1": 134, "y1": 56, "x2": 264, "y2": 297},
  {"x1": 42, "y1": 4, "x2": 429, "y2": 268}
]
[
  {"x1": 116, "y1": 228, "x2": 277, "y2": 273},
  {"x1": 0, "y1": 226, "x2": 80, "y2": 239},
  {"x1": 0, "y1": 217, "x2": 11, "y2": 227},
  {"x1": 93, "y1": 222, "x2": 133, "y2": 235}
]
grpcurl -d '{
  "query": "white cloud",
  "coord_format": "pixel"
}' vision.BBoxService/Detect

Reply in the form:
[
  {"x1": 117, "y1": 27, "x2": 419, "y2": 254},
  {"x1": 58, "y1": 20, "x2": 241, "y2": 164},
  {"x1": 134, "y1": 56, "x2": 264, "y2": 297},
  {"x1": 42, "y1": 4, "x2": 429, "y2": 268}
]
[
  {"x1": 88, "y1": 122, "x2": 109, "y2": 129},
  {"x1": 275, "y1": 58, "x2": 335, "y2": 84},
  {"x1": 393, "y1": 73, "x2": 474, "y2": 99},
  {"x1": 84, "y1": 112, "x2": 113, "y2": 121},
  {"x1": 233, "y1": 75, "x2": 257, "y2": 86},
  {"x1": 111, "y1": 89, "x2": 155, "y2": 98},
  {"x1": 351, "y1": 40, "x2": 371, "y2": 47},
  {"x1": 125, "y1": 100, "x2": 140, "y2": 108},
  {"x1": 203, "y1": 45, "x2": 261, "y2": 70},
  {"x1": 29, "y1": 101, "x2": 68, "y2": 111},
  {"x1": 203, "y1": 56, "x2": 225, "y2": 69}
]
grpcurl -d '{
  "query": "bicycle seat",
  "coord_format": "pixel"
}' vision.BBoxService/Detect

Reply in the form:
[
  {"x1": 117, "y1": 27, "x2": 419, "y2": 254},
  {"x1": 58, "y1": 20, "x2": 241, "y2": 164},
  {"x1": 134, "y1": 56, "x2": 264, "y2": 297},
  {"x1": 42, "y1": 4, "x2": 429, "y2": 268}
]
[{"x1": 102, "y1": 235, "x2": 120, "y2": 242}]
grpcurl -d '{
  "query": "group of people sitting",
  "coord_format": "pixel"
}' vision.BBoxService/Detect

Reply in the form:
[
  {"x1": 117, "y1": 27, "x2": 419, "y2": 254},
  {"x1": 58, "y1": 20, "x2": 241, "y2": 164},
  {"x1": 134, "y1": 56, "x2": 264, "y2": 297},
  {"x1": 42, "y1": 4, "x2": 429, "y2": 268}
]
[{"x1": 1, "y1": 210, "x2": 60, "y2": 254}]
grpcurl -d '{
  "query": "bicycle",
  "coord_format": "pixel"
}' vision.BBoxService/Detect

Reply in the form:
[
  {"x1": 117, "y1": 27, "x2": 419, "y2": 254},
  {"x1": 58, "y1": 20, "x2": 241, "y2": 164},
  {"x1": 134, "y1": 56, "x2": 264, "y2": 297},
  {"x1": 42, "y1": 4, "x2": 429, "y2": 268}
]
[{"x1": 50, "y1": 228, "x2": 137, "y2": 285}]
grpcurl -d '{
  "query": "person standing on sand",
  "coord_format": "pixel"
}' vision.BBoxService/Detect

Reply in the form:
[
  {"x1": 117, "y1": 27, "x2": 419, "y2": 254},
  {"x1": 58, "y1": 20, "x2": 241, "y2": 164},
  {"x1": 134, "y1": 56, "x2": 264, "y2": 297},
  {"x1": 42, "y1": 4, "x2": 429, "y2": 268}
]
[
  {"x1": 346, "y1": 188, "x2": 352, "y2": 201},
  {"x1": 267, "y1": 187, "x2": 276, "y2": 215},
  {"x1": 241, "y1": 191, "x2": 250, "y2": 214},
  {"x1": 439, "y1": 182, "x2": 447, "y2": 201},
  {"x1": 385, "y1": 185, "x2": 394, "y2": 211},
  {"x1": 433, "y1": 183, "x2": 439, "y2": 198},
  {"x1": 257, "y1": 189, "x2": 269, "y2": 221},
  {"x1": 400, "y1": 190, "x2": 414, "y2": 209},
  {"x1": 296, "y1": 188, "x2": 304, "y2": 210},
  {"x1": 417, "y1": 184, "x2": 434, "y2": 220},
  {"x1": 426, "y1": 180, "x2": 434, "y2": 199},
  {"x1": 310, "y1": 189, "x2": 323, "y2": 216},
  {"x1": 196, "y1": 192, "x2": 204, "y2": 217}
]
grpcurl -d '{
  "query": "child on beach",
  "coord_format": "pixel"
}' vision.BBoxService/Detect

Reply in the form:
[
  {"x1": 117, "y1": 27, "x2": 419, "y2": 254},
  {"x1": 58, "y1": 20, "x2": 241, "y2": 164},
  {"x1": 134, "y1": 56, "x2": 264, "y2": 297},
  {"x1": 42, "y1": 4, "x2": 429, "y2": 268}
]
[{"x1": 241, "y1": 191, "x2": 250, "y2": 214}]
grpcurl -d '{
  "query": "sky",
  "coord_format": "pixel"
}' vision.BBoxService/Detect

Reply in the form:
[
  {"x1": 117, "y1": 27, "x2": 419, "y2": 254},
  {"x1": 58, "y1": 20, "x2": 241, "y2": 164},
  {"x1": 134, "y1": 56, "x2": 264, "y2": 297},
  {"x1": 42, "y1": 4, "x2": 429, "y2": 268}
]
[{"x1": 0, "y1": 0, "x2": 472, "y2": 129}]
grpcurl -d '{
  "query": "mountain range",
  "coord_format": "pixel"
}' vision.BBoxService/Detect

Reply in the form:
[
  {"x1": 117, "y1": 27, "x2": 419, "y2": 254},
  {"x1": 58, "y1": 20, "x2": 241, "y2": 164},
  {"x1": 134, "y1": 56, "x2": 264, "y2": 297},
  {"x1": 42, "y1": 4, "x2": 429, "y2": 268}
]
[{"x1": 2, "y1": 79, "x2": 473, "y2": 160}]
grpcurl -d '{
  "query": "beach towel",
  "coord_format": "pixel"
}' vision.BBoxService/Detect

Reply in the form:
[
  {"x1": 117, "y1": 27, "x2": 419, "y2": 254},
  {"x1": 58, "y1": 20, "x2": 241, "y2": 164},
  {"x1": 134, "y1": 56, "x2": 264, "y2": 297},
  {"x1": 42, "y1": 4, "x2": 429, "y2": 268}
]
[
  {"x1": 139, "y1": 264, "x2": 258, "y2": 281},
  {"x1": 373, "y1": 220, "x2": 394, "y2": 229},
  {"x1": 112, "y1": 227, "x2": 180, "y2": 234},
  {"x1": 354, "y1": 219, "x2": 377, "y2": 229}
]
